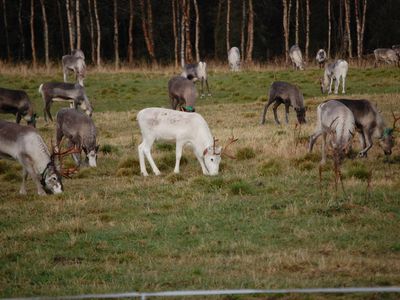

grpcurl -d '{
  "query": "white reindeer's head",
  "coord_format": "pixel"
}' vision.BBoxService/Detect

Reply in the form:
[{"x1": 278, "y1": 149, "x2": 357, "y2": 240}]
[
  {"x1": 203, "y1": 136, "x2": 238, "y2": 176},
  {"x1": 85, "y1": 145, "x2": 99, "y2": 167}
]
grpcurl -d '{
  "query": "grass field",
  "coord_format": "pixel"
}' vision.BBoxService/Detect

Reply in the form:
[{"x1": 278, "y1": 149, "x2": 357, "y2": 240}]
[{"x1": 0, "y1": 64, "x2": 400, "y2": 299}]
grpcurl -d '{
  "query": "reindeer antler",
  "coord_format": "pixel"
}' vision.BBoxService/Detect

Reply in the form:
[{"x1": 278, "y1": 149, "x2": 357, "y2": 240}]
[
  {"x1": 221, "y1": 135, "x2": 238, "y2": 159},
  {"x1": 392, "y1": 110, "x2": 400, "y2": 132},
  {"x1": 213, "y1": 137, "x2": 220, "y2": 154},
  {"x1": 52, "y1": 140, "x2": 82, "y2": 178}
]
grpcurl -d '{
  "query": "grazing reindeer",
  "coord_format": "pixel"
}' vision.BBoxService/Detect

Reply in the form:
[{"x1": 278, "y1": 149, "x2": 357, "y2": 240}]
[
  {"x1": 168, "y1": 76, "x2": 197, "y2": 112},
  {"x1": 316, "y1": 49, "x2": 327, "y2": 69},
  {"x1": 320, "y1": 59, "x2": 349, "y2": 94},
  {"x1": 260, "y1": 81, "x2": 306, "y2": 125},
  {"x1": 0, "y1": 120, "x2": 63, "y2": 195},
  {"x1": 182, "y1": 62, "x2": 211, "y2": 98},
  {"x1": 289, "y1": 45, "x2": 305, "y2": 70},
  {"x1": 309, "y1": 100, "x2": 355, "y2": 164},
  {"x1": 137, "y1": 108, "x2": 237, "y2": 176},
  {"x1": 62, "y1": 49, "x2": 86, "y2": 86},
  {"x1": 228, "y1": 47, "x2": 241, "y2": 71},
  {"x1": 373, "y1": 48, "x2": 399, "y2": 67},
  {"x1": 392, "y1": 45, "x2": 400, "y2": 57},
  {"x1": 0, "y1": 87, "x2": 37, "y2": 127},
  {"x1": 39, "y1": 82, "x2": 93, "y2": 122},
  {"x1": 56, "y1": 108, "x2": 99, "y2": 167},
  {"x1": 336, "y1": 99, "x2": 398, "y2": 157}
]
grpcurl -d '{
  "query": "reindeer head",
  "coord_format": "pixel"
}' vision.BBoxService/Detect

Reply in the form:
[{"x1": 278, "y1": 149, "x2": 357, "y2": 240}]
[
  {"x1": 294, "y1": 107, "x2": 306, "y2": 124},
  {"x1": 380, "y1": 111, "x2": 400, "y2": 156},
  {"x1": 203, "y1": 136, "x2": 238, "y2": 176},
  {"x1": 83, "y1": 144, "x2": 100, "y2": 167}
]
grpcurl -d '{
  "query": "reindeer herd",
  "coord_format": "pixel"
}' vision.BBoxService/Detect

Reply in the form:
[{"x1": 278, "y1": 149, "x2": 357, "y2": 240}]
[{"x1": 0, "y1": 45, "x2": 399, "y2": 196}]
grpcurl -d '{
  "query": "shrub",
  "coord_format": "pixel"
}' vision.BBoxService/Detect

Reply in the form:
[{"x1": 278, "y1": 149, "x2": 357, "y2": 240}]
[
  {"x1": 100, "y1": 144, "x2": 118, "y2": 155},
  {"x1": 346, "y1": 164, "x2": 371, "y2": 181},
  {"x1": 156, "y1": 142, "x2": 174, "y2": 152},
  {"x1": 229, "y1": 179, "x2": 253, "y2": 195},
  {"x1": 258, "y1": 159, "x2": 282, "y2": 176}
]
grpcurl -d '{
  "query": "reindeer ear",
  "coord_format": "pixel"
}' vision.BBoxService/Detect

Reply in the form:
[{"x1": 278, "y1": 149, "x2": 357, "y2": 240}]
[{"x1": 203, "y1": 148, "x2": 208, "y2": 156}]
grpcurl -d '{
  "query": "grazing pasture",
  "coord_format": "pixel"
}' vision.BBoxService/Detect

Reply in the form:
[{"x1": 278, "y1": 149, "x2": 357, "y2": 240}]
[{"x1": 0, "y1": 65, "x2": 399, "y2": 298}]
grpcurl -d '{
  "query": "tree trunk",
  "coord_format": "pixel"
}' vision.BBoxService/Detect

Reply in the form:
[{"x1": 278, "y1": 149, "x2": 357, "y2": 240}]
[
  {"x1": 172, "y1": 0, "x2": 179, "y2": 67},
  {"x1": 2, "y1": 0, "x2": 10, "y2": 61},
  {"x1": 183, "y1": 0, "x2": 193, "y2": 62},
  {"x1": 355, "y1": 0, "x2": 367, "y2": 61},
  {"x1": 18, "y1": 0, "x2": 26, "y2": 60},
  {"x1": 127, "y1": 0, "x2": 134, "y2": 64},
  {"x1": 180, "y1": 0, "x2": 185, "y2": 67},
  {"x1": 93, "y1": 0, "x2": 101, "y2": 66},
  {"x1": 66, "y1": 0, "x2": 74, "y2": 51},
  {"x1": 226, "y1": 0, "x2": 231, "y2": 55},
  {"x1": 240, "y1": 0, "x2": 246, "y2": 63},
  {"x1": 305, "y1": 0, "x2": 310, "y2": 61},
  {"x1": 113, "y1": 0, "x2": 119, "y2": 69},
  {"x1": 214, "y1": 0, "x2": 223, "y2": 59},
  {"x1": 139, "y1": 0, "x2": 156, "y2": 63},
  {"x1": 57, "y1": 0, "x2": 66, "y2": 55},
  {"x1": 76, "y1": 0, "x2": 81, "y2": 49},
  {"x1": 31, "y1": 0, "x2": 37, "y2": 68},
  {"x1": 245, "y1": 0, "x2": 253, "y2": 63},
  {"x1": 39, "y1": 0, "x2": 49, "y2": 69},
  {"x1": 327, "y1": 0, "x2": 331, "y2": 58},
  {"x1": 193, "y1": 0, "x2": 200, "y2": 62},
  {"x1": 283, "y1": 0, "x2": 289, "y2": 63},
  {"x1": 344, "y1": 0, "x2": 352, "y2": 58},
  {"x1": 87, "y1": 0, "x2": 95, "y2": 63},
  {"x1": 295, "y1": 0, "x2": 299, "y2": 45}
]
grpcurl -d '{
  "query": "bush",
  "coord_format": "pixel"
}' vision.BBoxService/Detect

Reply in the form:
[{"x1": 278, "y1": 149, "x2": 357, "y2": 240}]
[
  {"x1": 229, "y1": 179, "x2": 253, "y2": 195},
  {"x1": 258, "y1": 159, "x2": 282, "y2": 176}
]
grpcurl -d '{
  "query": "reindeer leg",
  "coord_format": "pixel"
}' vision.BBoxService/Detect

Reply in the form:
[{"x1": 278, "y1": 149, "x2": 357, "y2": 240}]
[
  {"x1": 44, "y1": 99, "x2": 53, "y2": 122},
  {"x1": 284, "y1": 103, "x2": 290, "y2": 124},
  {"x1": 272, "y1": 102, "x2": 281, "y2": 125},
  {"x1": 16, "y1": 112, "x2": 22, "y2": 124},
  {"x1": 19, "y1": 168, "x2": 28, "y2": 195},
  {"x1": 328, "y1": 77, "x2": 334, "y2": 94},
  {"x1": 260, "y1": 100, "x2": 274, "y2": 125},
  {"x1": 308, "y1": 129, "x2": 323, "y2": 153},
  {"x1": 205, "y1": 79, "x2": 211, "y2": 97},
  {"x1": 200, "y1": 79, "x2": 205, "y2": 98},
  {"x1": 138, "y1": 142, "x2": 148, "y2": 176},
  {"x1": 320, "y1": 132, "x2": 327, "y2": 165},
  {"x1": 20, "y1": 155, "x2": 46, "y2": 195},
  {"x1": 174, "y1": 141, "x2": 184, "y2": 174},
  {"x1": 341, "y1": 75, "x2": 346, "y2": 94},
  {"x1": 358, "y1": 129, "x2": 372, "y2": 157},
  {"x1": 334, "y1": 78, "x2": 339, "y2": 94},
  {"x1": 139, "y1": 138, "x2": 160, "y2": 176}
]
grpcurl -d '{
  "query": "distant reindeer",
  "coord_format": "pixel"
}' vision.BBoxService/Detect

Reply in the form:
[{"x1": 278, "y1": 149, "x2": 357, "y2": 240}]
[
  {"x1": 168, "y1": 76, "x2": 197, "y2": 112},
  {"x1": 320, "y1": 59, "x2": 349, "y2": 94},
  {"x1": 39, "y1": 82, "x2": 93, "y2": 122},
  {"x1": 0, "y1": 87, "x2": 37, "y2": 127},
  {"x1": 289, "y1": 45, "x2": 304, "y2": 70},
  {"x1": 56, "y1": 108, "x2": 99, "y2": 167},
  {"x1": 62, "y1": 49, "x2": 86, "y2": 86},
  {"x1": 228, "y1": 47, "x2": 241, "y2": 71},
  {"x1": 392, "y1": 45, "x2": 400, "y2": 57},
  {"x1": 0, "y1": 120, "x2": 63, "y2": 195},
  {"x1": 315, "y1": 49, "x2": 327, "y2": 69},
  {"x1": 181, "y1": 62, "x2": 211, "y2": 98},
  {"x1": 309, "y1": 100, "x2": 355, "y2": 164},
  {"x1": 137, "y1": 108, "x2": 237, "y2": 176},
  {"x1": 336, "y1": 99, "x2": 399, "y2": 157},
  {"x1": 260, "y1": 81, "x2": 306, "y2": 125},
  {"x1": 374, "y1": 48, "x2": 399, "y2": 67}
]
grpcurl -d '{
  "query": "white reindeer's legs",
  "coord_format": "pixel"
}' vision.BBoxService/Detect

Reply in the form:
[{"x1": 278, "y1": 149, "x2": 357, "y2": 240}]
[
  {"x1": 174, "y1": 141, "x2": 184, "y2": 174},
  {"x1": 63, "y1": 71, "x2": 68, "y2": 83},
  {"x1": 138, "y1": 140, "x2": 161, "y2": 176},
  {"x1": 341, "y1": 75, "x2": 346, "y2": 94},
  {"x1": 195, "y1": 152, "x2": 209, "y2": 175},
  {"x1": 20, "y1": 156, "x2": 46, "y2": 195},
  {"x1": 321, "y1": 133, "x2": 327, "y2": 164},
  {"x1": 329, "y1": 77, "x2": 334, "y2": 94},
  {"x1": 334, "y1": 78, "x2": 340, "y2": 94}
]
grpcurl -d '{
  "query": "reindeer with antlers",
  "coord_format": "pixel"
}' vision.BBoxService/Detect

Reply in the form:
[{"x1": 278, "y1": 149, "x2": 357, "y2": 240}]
[
  {"x1": 0, "y1": 120, "x2": 79, "y2": 195},
  {"x1": 137, "y1": 108, "x2": 237, "y2": 176}
]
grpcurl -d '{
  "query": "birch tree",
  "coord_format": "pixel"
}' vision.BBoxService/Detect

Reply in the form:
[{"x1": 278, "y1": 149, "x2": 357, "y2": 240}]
[
  {"x1": 226, "y1": 0, "x2": 231, "y2": 54},
  {"x1": 240, "y1": 0, "x2": 246, "y2": 63},
  {"x1": 18, "y1": 0, "x2": 26, "y2": 60},
  {"x1": 344, "y1": 0, "x2": 352, "y2": 58},
  {"x1": 355, "y1": 0, "x2": 367, "y2": 60},
  {"x1": 295, "y1": 0, "x2": 299, "y2": 45},
  {"x1": 327, "y1": 0, "x2": 331, "y2": 58},
  {"x1": 193, "y1": 0, "x2": 200, "y2": 62},
  {"x1": 87, "y1": 0, "x2": 95, "y2": 63},
  {"x1": 66, "y1": 0, "x2": 74, "y2": 51},
  {"x1": 282, "y1": 0, "x2": 289, "y2": 63},
  {"x1": 305, "y1": 0, "x2": 310, "y2": 60},
  {"x1": 127, "y1": 0, "x2": 134, "y2": 64},
  {"x1": 76, "y1": 0, "x2": 81, "y2": 50},
  {"x1": 113, "y1": 0, "x2": 119, "y2": 69},
  {"x1": 2, "y1": 0, "x2": 10, "y2": 61},
  {"x1": 39, "y1": 0, "x2": 49, "y2": 68},
  {"x1": 172, "y1": 0, "x2": 178, "y2": 67},
  {"x1": 245, "y1": 0, "x2": 253, "y2": 63},
  {"x1": 31, "y1": 0, "x2": 37, "y2": 68},
  {"x1": 93, "y1": 0, "x2": 101, "y2": 66},
  {"x1": 139, "y1": 0, "x2": 156, "y2": 63}
]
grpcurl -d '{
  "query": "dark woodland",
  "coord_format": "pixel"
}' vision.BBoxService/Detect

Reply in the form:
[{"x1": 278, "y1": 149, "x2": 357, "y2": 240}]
[{"x1": 0, "y1": 0, "x2": 399, "y2": 65}]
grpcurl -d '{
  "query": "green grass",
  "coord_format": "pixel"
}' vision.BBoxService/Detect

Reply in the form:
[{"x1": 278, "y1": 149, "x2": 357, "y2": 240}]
[{"x1": 0, "y1": 66, "x2": 400, "y2": 298}]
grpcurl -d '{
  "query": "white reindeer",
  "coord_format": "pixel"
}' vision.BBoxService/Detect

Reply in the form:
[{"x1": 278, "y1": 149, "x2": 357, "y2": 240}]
[
  {"x1": 320, "y1": 59, "x2": 348, "y2": 94},
  {"x1": 62, "y1": 49, "x2": 86, "y2": 86},
  {"x1": 309, "y1": 100, "x2": 355, "y2": 164},
  {"x1": 228, "y1": 47, "x2": 241, "y2": 71},
  {"x1": 137, "y1": 108, "x2": 236, "y2": 176},
  {"x1": 289, "y1": 45, "x2": 304, "y2": 70},
  {"x1": 315, "y1": 49, "x2": 327, "y2": 68}
]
